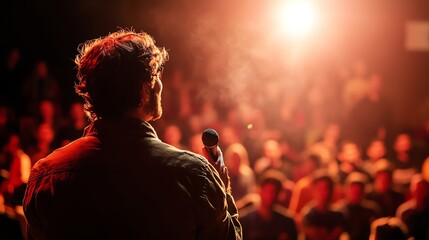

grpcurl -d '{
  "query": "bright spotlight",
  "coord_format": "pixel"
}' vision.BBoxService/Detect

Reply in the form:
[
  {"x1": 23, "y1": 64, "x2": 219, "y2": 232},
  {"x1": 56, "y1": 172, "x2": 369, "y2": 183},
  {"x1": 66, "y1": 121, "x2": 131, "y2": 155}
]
[{"x1": 275, "y1": 0, "x2": 317, "y2": 37}]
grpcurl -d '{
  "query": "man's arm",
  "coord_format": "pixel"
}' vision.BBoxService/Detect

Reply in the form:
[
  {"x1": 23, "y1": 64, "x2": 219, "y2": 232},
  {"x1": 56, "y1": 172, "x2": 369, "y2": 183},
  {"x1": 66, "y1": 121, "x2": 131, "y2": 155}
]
[
  {"x1": 196, "y1": 163, "x2": 242, "y2": 240},
  {"x1": 196, "y1": 149, "x2": 242, "y2": 240}
]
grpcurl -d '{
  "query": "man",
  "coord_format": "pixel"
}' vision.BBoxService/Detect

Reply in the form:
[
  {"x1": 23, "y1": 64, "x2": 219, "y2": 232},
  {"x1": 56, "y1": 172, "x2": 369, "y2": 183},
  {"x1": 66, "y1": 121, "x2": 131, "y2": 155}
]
[
  {"x1": 396, "y1": 174, "x2": 429, "y2": 240},
  {"x1": 336, "y1": 140, "x2": 369, "y2": 184},
  {"x1": 366, "y1": 160, "x2": 405, "y2": 217},
  {"x1": 301, "y1": 171, "x2": 345, "y2": 240},
  {"x1": 334, "y1": 172, "x2": 379, "y2": 240},
  {"x1": 240, "y1": 170, "x2": 297, "y2": 240},
  {"x1": 23, "y1": 29, "x2": 242, "y2": 240}
]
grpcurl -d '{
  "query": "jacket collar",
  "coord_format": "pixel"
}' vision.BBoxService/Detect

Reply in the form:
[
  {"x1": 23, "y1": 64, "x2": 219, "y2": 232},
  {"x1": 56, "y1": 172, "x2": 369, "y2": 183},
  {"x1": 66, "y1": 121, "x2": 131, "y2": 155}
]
[{"x1": 83, "y1": 117, "x2": 158, "y2": 139}]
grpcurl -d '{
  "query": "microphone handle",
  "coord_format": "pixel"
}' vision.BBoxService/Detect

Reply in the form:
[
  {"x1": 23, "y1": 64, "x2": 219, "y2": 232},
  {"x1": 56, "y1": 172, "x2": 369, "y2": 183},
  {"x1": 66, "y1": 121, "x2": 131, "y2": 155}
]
[{"x1": 205, "y1": 145, "x2": 218, "y2": 163}]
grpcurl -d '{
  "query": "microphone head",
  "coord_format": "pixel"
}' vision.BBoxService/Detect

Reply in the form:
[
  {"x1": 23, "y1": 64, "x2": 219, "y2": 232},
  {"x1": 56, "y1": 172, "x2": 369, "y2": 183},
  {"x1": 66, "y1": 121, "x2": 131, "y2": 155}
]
[{"x1": 202, "y1": 128, "x2": 219, "y2": 148}]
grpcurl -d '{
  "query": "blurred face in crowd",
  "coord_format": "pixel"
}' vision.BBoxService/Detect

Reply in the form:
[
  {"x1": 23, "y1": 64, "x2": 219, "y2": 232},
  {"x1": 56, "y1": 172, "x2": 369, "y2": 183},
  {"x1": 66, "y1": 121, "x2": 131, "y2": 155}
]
[
  {"x1": 39, "y1": 100, "x2": 55, "y2": 121},
  {"x1": 338, "y1": 143, "x2": 361, "y2": 164},
  {"x1": 260, "y1": 182, "x2": 279, "y2": 210},
  {"x1": 324, "y1": 124, "x2": 340, "y2": 142},
  {"x1": 313, "y1": 179, "x2": 332, "y2": 208},
  {"x1": 70, "y1": 102, "x2": 85, "y2": 122},
  {"x1": 367, "y1": 140, "x2": 386, "y2": 161},
  {"x1": 375, "y1": 171, "x2": 391, "y2": 193},
  {"x1": 263, "y1": 140, "x2": 282, "y2": 160},
  {"x1": 225, "y1": 143, "x2": 249, "y2": 176},
  {"x1": 37, "y1": 123, "x2": 54, "y2": 145},
  {"x1": 35, "y1": 61, "x2": 48, "y2": 78},
  {"x1": 226, "y1": 152, "x2": 241, "y2": 175},
  {"x1": 348, "y1": 183, "x2": 365, "y2": 205},
  {"x1": 393, "y1": 134, "x2": 411, "y2": 153},
  {"x1": 163, "y1": 125, "x2": 182, "y2": 146},
  {"x1": 6, "y1": 134, "x2": 20, "y2": 153}
]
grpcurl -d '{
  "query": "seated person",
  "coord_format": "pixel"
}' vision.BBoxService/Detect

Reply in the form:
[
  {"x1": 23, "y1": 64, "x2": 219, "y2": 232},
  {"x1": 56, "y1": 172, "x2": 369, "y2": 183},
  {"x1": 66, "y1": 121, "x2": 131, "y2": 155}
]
[
  {"x1": 301, "y1": 171, "x2": 345, "y2": 240},
  {"x1": 223, "y1": 143, "x2": 256, "y2": 201},
  {"x1": 240, "y1": 170, "x2": 298, "y2": 240},
  {"x1": 396, "y1": 174, "x2": 429, "y2": 240},
  {"x1": 334, "y1": 172, "x2": 379, "y2": 240},
  {"x1": 366, "y1": 160, "x2": 405, "y2": 217}
]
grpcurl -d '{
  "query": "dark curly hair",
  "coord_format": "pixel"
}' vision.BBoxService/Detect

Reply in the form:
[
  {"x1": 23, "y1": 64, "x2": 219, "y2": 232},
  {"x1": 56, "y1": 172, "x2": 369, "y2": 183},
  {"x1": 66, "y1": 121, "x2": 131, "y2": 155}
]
[{"x1": 74, "y1": 29, "x2": 168, "y2": 121}]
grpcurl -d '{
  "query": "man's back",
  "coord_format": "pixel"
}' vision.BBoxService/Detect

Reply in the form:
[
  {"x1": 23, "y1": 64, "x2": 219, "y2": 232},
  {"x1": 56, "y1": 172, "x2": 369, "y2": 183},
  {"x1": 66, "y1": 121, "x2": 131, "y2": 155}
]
[{"x1": 24, "y1": 118, "x2": 240, "y2": 239}]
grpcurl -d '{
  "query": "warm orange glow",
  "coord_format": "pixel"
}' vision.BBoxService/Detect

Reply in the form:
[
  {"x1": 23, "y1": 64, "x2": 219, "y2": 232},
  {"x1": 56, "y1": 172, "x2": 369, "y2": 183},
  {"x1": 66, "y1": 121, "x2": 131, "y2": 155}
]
[{"x1": 274, "y1": 0, "x2": 317, "y2": 38}]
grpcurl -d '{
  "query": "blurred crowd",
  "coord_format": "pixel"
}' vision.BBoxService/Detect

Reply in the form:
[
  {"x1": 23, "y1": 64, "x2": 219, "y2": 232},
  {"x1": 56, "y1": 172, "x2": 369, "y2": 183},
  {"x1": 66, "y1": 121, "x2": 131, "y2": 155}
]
[{"x1": 1, "y1": 47, "x2": 429, "y2": 240}]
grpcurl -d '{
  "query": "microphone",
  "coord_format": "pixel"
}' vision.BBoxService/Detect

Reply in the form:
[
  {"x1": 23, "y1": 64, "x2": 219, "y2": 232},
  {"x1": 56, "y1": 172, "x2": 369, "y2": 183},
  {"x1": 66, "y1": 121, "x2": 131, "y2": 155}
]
[{"x1": 202, "y1": 128, "x2": 220, "y2": 163}]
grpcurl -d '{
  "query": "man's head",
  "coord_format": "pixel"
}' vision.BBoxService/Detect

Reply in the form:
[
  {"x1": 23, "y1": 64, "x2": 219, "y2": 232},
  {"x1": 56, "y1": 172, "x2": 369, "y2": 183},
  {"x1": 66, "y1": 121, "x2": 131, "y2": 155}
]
[
  {"x1": 366, "y1": 139, "x2": 386, "y2": 161},
  {"x1": 75, "y1": 29, "x2": 168, "y2": 121},
  {"x1": 374, "y1": 170, "x2": 392, "y2": 194},
  {"x1": 373, "y1": 159, "x2": 393, "y2": 193},
  {"x1": 312, "y1": 171, "x2": 334, "y2": 208},
  {"x1": 262, "y1": 139, "x2": 282, "y2": 160},
  {"x1": 258, "y1": 170, "x2": 285, "y2": 211},
  {"x1": 224, "y1": 143, "x2": 250, "y2": 175},
  {"x1": 338, "y1": 140, "x2": 361, "y2": 164},
  {"x1": 393, "y1": 133, "x2": 411, "y2": 154},
  {"x1": 345, "y1": 172, "x2": 368, "y2": 205}
]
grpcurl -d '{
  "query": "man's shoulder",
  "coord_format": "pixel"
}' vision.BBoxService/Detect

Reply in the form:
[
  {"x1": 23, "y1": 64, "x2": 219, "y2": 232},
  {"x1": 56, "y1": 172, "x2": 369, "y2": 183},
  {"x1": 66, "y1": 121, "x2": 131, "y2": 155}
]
[
  {"x1": 149, "y1": 141, "x2": 211, "y2": 173},
  {"x1": 28, "y1": 136, "x2": 101, "y2": 181}
]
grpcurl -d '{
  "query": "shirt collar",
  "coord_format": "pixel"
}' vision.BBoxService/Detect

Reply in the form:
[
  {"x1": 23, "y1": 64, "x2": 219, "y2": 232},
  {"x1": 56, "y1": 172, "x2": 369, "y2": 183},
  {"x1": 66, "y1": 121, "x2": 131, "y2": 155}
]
[{"x1": 83, "y1": 117, "x2": 158, "y2": 139}]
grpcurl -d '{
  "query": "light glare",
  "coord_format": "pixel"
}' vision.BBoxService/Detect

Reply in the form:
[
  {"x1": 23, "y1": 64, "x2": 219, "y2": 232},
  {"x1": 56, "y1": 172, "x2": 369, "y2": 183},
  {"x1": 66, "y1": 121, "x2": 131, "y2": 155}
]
[{"x1": 276, "y1": 0, "x2": 317, "y2": 37}]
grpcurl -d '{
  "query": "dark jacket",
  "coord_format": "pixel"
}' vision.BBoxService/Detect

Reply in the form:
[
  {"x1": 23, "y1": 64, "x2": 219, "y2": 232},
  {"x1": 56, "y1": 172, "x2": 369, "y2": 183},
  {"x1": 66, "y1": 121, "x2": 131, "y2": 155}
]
[{"x1": 23, "y1": 117, "x2": 242, "y2": 240}]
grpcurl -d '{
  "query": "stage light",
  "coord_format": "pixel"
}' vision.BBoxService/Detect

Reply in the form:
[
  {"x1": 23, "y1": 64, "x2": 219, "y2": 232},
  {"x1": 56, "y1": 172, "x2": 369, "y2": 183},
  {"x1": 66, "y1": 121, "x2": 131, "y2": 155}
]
[{"x1": 274, "y1": 0, "x2": 317, "y2": 38}]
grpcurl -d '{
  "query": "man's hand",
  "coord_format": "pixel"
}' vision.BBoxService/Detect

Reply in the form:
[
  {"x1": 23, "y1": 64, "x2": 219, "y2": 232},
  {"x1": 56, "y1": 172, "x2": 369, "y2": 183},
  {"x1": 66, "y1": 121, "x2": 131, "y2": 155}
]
[{"x1": 202, "y1": 146, "x2": 230, "y2": 193}]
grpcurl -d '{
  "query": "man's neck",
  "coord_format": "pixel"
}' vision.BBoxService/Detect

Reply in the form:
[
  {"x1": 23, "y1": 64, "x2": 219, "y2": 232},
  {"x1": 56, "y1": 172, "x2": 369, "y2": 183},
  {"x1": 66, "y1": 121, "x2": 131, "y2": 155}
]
[{"x1": 126, "y1": 108, "x2": 151, "y2": 122}]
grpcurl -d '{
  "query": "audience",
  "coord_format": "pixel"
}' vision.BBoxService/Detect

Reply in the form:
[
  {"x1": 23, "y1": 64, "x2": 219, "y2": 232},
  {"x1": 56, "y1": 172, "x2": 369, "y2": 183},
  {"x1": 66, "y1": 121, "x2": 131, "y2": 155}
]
[{"x1": 0, "y1": 48, "x2": 428, "y2": 240}]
